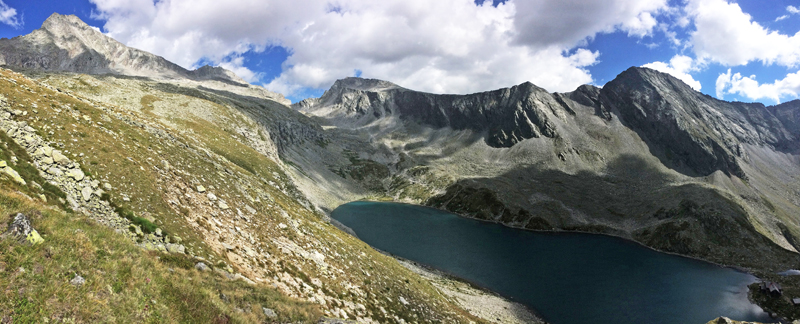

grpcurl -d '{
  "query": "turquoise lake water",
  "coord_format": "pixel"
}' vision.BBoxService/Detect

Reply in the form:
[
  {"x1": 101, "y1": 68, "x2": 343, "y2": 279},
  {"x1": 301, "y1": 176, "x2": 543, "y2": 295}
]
[{"x1": 331, "y1": 201, "x2": 775, "y2": 324}]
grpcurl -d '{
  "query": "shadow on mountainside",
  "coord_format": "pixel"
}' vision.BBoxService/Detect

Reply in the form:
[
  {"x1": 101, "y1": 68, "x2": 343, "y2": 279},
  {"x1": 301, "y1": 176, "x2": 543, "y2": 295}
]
[{"x1": 426, "y1": 154, "x2": 799, "y2": 272}]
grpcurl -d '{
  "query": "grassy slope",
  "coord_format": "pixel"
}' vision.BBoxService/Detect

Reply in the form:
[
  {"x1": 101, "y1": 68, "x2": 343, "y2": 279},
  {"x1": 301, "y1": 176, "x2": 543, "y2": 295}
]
[
  {"x1": 0, "y1": 68, "x2": 480, "y2": 323},
  {"x1": 0, "y1": 117, "x2": 320, "y2": 323},
  {"x1": 0, "y1": 189, "x2": 321, "y2": 323}
]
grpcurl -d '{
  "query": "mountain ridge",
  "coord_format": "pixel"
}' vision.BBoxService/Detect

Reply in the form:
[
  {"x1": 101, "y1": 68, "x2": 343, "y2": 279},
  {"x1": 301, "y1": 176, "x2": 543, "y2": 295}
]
[
  {"x1": 2, "y1": 12, "x2": 800, "y2": 322},
  {"x1": 287, "y1": 66, "x2": 800, "y2": 295},
  {"x1": 0, "y1": 13, "x2": 254, "y2": 87},
  {"x1": 299, "y1": 67, "x2": 800, "y2": 178}
]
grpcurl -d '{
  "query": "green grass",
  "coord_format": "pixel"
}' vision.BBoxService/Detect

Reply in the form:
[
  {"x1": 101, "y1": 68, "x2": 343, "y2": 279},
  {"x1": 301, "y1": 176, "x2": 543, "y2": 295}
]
[
  {"x1": 110, "y1": 201, "x2": 158, "y2": 234},
  {"x1": 0, "y1": 68, "x2": 486, "y2": 324},
  {"x1": 0, "y1": 187, "x2": 323, "y2": 323}
]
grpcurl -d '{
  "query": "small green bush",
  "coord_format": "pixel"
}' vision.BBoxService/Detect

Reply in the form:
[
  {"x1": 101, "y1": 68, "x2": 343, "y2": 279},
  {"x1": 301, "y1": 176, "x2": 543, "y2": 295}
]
[{"x1": 112, "y1": 202, "x2": 158, "y2": 234}]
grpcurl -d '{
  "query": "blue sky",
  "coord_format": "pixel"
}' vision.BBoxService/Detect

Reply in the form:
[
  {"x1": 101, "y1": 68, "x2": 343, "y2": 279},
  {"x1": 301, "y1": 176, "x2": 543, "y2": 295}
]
[{"x1": 1, "y1": 0, "x2": 800, "y2": 105}]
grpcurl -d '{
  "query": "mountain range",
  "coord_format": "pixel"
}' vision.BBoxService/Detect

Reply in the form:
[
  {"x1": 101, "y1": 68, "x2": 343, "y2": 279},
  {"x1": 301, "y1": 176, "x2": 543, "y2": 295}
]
[{"x1": 1, "y1": 12, "x2": 799, "y2": 322}]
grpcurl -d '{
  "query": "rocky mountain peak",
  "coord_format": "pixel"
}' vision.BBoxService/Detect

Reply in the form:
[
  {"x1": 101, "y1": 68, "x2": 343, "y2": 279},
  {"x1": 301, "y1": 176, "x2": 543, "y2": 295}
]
[
  {"x1": 188, "y1": 65, "x2": 248, "y2": 85},
  {"x1": 41, "y1": 13, "x2": 89, "y2": 32},
  {"x1": 332, "y1": 77, "x2": 402, "y2": 92},
  {"x1": 0, "y1": 13, "x2": 251, "y2": 87}
]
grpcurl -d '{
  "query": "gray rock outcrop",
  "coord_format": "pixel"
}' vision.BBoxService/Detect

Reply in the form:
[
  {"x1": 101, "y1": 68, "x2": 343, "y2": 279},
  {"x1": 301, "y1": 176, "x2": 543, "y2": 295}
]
[{"x1": 3, "y1": 213, "x2": 43, "y2": 245}]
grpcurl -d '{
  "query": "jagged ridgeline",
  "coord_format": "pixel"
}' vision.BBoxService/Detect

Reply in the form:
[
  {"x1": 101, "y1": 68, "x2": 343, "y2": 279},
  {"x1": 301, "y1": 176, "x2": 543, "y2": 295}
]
[
  {"x1": 0, "y1": 13, "x2": 493, "y2": 323},
  {"x1": 291, "y1": 65, "x2": 800, "y2": 315}
]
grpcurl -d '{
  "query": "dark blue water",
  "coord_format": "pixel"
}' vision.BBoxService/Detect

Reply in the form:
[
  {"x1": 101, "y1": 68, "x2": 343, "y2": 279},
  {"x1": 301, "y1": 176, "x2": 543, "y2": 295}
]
[{"x1": 331, "y1": 201, "x2": 775, "y2": 324}]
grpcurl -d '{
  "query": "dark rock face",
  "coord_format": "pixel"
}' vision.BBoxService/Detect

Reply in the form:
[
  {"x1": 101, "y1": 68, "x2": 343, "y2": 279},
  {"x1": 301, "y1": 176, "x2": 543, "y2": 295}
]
[
  {"x1": 768, "y1": 100, "x2": 800, "y2": 151},
  {"x1": 302, "y1": 68, "x2": 800, "y2": 179},
  {"x1": 598, "y1": 67, "x2": 798, "y2": 178},
  {"x1": 296, "y1": 78, "x2": 567, "y2": 148}
]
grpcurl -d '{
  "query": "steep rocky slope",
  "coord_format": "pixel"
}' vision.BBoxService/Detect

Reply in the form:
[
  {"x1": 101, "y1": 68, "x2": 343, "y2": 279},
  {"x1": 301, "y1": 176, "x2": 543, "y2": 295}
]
[
  {"x1": 0, "y1": 14, "x2": 515, "y2": 324},
  {"x1": 291, "y1": 68, "x2": 800, "y2": 306}
]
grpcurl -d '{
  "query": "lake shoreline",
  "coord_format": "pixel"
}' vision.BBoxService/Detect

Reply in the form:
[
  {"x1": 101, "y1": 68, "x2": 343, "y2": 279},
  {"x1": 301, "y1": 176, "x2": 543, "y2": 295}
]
[
  {"x1": 362, "y1": 199, "x2": 765, "y2": 277},
  {"x1": 331, "y1": 213, "x2": 548, "y2": 323},
  {"x1": 334, "y1": 199, "x2": 776, "y2": 323}
]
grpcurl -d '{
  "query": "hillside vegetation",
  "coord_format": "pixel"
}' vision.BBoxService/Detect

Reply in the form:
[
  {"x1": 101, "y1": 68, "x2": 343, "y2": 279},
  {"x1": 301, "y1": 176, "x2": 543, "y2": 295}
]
[{"x1": 0, "y1": 67, "x2": 484, "y2": 323}]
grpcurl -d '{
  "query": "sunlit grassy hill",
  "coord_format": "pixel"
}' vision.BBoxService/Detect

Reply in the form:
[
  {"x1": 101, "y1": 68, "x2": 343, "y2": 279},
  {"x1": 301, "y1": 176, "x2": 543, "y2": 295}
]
[{"x1": 0, "y1": 67, "x2": 485, "y2": 323}]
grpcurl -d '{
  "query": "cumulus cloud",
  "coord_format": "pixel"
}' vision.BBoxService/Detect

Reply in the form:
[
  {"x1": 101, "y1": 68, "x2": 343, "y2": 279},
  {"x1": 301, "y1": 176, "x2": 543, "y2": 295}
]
[
  {"x1": 716, "y1": 69, "x2": 800, "y2": 103},
  {"x1": 0, "y1": 0, "x2": 21, "y2": 28},
  {"x1": 512, "y1": 0, "x2": 668, "y2": 48},
  {"x1": 642, "y1": 55, "x2": 702, "y2": 90},
  {"x1": 217, "y1": 56, "x2": 262, "y2": 83},
  {"x1": 89, "y1": 0, "x2": 673, "y2": 97},
  {"x1": 687, "y1": 0, "x2": 800, "y2": 67}
]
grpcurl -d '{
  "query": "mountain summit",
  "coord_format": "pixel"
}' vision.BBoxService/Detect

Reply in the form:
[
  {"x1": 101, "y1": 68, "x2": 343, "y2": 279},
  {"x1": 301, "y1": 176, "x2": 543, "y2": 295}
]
[{"x1": 0, "y1": 13, "x2": 247, "y2": 85}]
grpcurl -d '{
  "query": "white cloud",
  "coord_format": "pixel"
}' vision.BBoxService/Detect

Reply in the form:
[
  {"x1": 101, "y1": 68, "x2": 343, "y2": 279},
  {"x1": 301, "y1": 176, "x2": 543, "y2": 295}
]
[
  {"x1": 777, "y1": 5, "x2": 800, "y2": 21},
  {"x1": 89, "y1": 0, "x2": 673, "y2": 96},
  {"x1": 716, "y1": 69, "x2": 800, "y2": 103},
  {"x1": 512, "y1": 0, "x2": 668, "y2": 47},
  {"x1": 0, "y1": 0, "x2": 21, "y2": 28},
  {"x1": 217, "y1": 56, "x2": 262, "y2": 83},
  {"x1": 687, "y1": 0, "x2": 800, "y2": 67},
  {"x1": 642, "y1": 55, "x2": 702, "y2": 90}
]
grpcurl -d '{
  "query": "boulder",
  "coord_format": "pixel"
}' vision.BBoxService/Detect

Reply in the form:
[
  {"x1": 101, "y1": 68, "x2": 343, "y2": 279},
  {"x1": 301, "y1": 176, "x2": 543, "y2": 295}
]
[
  {"x1": 166, "y1": 243, "x2": 185, "y2": 254},
  {"x1": 1, "y1": 165, "x2": 26, "y2": 185},
  {"x1": 263, "y1": 308, "x2": 277, "y2": 319},
  {"x1": 81, "y1": 186, "x2": 93, "y2": 201},
  {"x1": 52, "y1": 150, "x2": 69, "y2": 165},
  {"x1": 129, "y1": 224, "x2": 144, "y2": 237},
  {"x1": 195, "y1": 262, "x2": 209, "y2": 271},
  {"x1": 196, "y1": 185, "x2": 206, "y2": 193},
  {"x1": 46, "y1": 167, "x2": 62, "y2": 176},
  {"x1": 67, "y1": 168, "x2": 85, "y2": 181},
  {"x1": 3, "y1": 213, "x2": 43, "y2": 245}
]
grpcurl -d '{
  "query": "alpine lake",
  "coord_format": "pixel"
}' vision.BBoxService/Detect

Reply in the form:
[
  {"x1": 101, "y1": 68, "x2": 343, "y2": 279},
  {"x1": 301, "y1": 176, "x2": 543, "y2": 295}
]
[{"x1": 331, "y1": 201, "x2": 775, "y2": 324}]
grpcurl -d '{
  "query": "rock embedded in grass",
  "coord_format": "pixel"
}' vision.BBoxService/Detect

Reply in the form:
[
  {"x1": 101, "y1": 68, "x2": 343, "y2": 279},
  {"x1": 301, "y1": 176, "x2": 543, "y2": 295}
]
[
  {"x1": 70, "y1": 274, "x2": 85, "y2": 286},
  {"x1": 194, "y1": 262, "x2": 209, "y2": 271},
  {"x1": 263, "y1": 307, "x2": 277, "y2": 318},
  {"x1": 4, "y1": 213, "x2": 43, "y2": 245}
]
